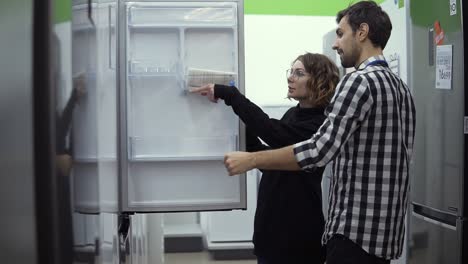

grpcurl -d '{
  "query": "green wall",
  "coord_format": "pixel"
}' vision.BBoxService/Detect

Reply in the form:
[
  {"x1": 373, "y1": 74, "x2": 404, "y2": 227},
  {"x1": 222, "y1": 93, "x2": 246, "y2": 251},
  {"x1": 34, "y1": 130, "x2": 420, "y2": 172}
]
[
  {"x1": 54, "y1": 0, "x2": 390, "y2": 22},
  {"x1": 245, "y1": 0, "x2": 386, "y2": 16},
  {"x1": 410, "y1": 0, "x2": 460, "y2": 32},
  {"x1": 54, "y1": 0, "x2": 71, "y2": 23}
]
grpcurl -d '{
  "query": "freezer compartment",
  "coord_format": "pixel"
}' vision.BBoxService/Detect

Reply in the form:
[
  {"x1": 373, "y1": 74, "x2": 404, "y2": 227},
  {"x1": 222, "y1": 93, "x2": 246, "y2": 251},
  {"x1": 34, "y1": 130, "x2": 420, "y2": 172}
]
[
  {"x1": 409, "y1": 204, "x2": 461, "y2": 264},
  {"x1": 184, "y1": 27, "x2": 237, "y2": 73},
  {"x1": 128, "y1": 28, "x2": 181, "y2": 70},
  {"x1": 127, "y1": 2, "x2": 237, "y2": 26},
  {"x1": 126, "y1": 161, "x2": 243, "y2": 211},
  {"x1": 127, "y1": 27, "x2": 238, "y2": 87},
  {"x1": 126, "y1": 2, "x2": 239, "y2": 88}
]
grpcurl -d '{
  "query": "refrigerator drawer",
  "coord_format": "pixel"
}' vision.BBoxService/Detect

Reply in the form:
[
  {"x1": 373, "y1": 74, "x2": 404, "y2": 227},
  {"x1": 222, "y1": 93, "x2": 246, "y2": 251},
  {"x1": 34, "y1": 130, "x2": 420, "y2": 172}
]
[{"x1": 409, "y1": 207, "x2": 460, "y2": 264}]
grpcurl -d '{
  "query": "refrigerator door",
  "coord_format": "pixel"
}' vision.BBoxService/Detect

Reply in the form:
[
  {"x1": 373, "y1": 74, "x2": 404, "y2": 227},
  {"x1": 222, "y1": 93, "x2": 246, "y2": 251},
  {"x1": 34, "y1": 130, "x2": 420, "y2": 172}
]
[
  {"x1": 409, "y1": 0, "x2": 464, "y2": 216},
  {"x1": 71, "y1": 2, "x2": 120, "y2": 263},
  {"x1": 119, "y1": 0, "x2": 246, "y2": 212},
  {"x1": 72, "y1": 1, "x2": 119, "y2": 214},
  {"x1": 408, "y1": 204, "x2": 463, "y2": 264}
]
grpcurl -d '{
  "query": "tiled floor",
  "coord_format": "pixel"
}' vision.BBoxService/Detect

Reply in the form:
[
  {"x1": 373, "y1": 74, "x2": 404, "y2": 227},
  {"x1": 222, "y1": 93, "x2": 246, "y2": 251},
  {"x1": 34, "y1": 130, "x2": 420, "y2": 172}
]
[{"x1": 164, "y1": 252, "x2": 257, "y2": 264}]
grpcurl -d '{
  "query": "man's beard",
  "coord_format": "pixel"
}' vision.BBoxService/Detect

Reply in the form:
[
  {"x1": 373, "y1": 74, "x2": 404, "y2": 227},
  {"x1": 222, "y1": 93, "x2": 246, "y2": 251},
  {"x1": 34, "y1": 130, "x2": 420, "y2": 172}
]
[{"x1": 340, "y1": 45, "x2": 361, "y2": 68}]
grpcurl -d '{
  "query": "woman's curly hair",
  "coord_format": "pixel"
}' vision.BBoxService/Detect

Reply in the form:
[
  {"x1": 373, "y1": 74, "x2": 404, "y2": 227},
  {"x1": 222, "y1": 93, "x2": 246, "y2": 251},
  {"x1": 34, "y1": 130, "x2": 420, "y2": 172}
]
[{"x1": 293, "y1": 53, "x2": 340, "y2": 107}]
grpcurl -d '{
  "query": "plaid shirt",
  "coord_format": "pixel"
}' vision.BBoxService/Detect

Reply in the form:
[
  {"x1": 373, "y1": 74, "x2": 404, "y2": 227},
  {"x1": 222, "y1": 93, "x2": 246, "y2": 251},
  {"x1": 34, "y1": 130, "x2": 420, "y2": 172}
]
[{"x1": 293, "y1": 55, "x2": 416, "y2": 259}]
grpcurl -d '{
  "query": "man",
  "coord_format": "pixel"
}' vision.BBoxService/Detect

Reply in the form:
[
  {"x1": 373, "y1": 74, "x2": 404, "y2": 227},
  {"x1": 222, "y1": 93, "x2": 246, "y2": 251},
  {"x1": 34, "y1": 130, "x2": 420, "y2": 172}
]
[{"x1": 223, "y1": 1, "x2": 416, "y2": 264}]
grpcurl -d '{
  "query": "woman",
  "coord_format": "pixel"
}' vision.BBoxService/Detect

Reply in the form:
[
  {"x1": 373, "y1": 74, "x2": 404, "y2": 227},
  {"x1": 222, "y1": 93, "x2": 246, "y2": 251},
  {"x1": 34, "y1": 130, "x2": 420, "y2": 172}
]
[{"x1": 190, "y1": 53, "x2": 339, "y2": 264}]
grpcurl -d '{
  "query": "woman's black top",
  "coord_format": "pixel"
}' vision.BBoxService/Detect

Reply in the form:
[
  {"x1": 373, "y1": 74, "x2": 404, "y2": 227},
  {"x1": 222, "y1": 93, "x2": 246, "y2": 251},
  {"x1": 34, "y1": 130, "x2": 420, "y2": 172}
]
[{"x1": 214, "y1": 84, "x2": 326, "y2": 263}]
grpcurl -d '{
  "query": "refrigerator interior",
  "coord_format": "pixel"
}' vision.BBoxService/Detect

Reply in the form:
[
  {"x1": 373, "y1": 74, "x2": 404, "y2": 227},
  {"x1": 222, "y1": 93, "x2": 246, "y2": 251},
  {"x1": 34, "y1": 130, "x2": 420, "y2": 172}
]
[{"x1": 120, "y1": 1, "x2": 246, "y2": 212}]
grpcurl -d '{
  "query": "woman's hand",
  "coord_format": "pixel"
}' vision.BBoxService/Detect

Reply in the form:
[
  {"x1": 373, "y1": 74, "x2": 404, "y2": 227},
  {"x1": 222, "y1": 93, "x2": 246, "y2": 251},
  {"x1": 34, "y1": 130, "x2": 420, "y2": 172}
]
[
  {"x1": 189, "y1": 84, "x2": 218, "y2": 103},
  {"x1": 72, "y1": 72, "x2": 87, "y2": 103}
]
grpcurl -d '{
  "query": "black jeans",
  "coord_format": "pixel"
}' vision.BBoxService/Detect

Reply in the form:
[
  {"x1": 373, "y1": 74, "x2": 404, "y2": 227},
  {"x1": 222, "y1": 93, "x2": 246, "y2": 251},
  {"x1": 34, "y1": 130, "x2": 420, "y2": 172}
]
[
  {"x1": 326, "y1": 234, "x2": 390, "y2": 264},
  {"x1": 257, "y1": 256, "x2": 268, "y2": 264},
  {"x1": 257, "y1": 256, "x2": 324, "y2": 264}
]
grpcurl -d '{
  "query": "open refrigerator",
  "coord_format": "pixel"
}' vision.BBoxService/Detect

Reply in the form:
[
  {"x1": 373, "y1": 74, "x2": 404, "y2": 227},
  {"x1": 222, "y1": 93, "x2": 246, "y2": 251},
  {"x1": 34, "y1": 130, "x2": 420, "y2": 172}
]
[
  {"x1": 119, "y1": 0, "x2": 246, "y2": 213},
  {"x1": 70, "y1": 0, "x2": 246, "y2": 262}
]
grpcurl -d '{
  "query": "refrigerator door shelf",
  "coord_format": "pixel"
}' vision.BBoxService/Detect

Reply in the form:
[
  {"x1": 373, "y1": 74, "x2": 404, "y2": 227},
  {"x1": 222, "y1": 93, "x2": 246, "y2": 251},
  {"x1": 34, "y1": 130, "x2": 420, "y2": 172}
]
[{"x1": 127, "y1": 2, "x2": 237, "y2": 26}]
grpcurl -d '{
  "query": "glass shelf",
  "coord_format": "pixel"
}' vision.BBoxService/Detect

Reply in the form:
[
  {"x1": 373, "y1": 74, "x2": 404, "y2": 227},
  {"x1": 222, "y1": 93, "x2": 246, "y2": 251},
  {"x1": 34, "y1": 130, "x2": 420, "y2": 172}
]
[
  {"x1": 128, "y1": 24, "x2": 236, "y2": 29},
  {"x1": 129, "y1": 155, "x2": 224, "y2": 162},
  {"x1": 128, "y1": 73, "x2": 178, "y2": 78},
  {"x1": 128, "y1": 135, "x2": 238, "y2": 160},
  {"x1": 127, "y1": 4, "x2": 237, "y2": 27},
  {"x1": 128, "y1": 60, "x2": 179, "y2": 74},
  {"x1": 74, "y1": 157, "x2": 117, "y2": 163}
]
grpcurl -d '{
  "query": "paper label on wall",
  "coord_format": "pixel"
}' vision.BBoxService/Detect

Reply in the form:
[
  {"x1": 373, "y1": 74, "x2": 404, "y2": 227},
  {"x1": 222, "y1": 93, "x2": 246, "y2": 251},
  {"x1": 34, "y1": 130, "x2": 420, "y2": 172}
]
[
  {"x1": 450, "y1": 0, "x2": 457, "y2": 16},
  {"x1": 435, "y1": 45, "x2": 453, "y2": 89},
  {"x1": 388, "y1": 53, "x2": 400, "y2": 76}
]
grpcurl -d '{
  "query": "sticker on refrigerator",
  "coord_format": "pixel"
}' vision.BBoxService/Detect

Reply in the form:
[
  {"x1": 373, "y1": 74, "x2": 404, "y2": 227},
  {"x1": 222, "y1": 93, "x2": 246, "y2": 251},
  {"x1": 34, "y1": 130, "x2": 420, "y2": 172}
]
[
  {"x1": 435, "y1": 45, "x2": 453, "y2": 89},
  {"x1": 450, "y1": 0, "x2": 457, "y2": 16},
  {"x1": 434, "y1": 21, "x2": 444, "y2": 45}
]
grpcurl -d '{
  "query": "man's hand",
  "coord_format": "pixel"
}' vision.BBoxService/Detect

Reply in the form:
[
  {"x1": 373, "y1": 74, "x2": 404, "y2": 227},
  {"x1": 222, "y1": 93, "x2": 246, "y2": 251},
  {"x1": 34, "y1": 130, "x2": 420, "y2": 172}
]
[
  {"x1": 224, "y1": 151, "x2": 256, "y2": 176},
  {"x1": 224, "y1": 146, "x2": 301, "y2": 175},
  {"x1": 189, "y1": 84, "x2": 218, "y2": 103}
]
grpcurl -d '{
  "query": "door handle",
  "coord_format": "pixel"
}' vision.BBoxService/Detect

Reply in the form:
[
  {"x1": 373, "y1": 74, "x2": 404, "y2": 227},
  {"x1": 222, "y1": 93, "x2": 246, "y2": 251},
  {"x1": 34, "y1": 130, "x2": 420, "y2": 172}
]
[
  {"x1": 87, "y1": 0, "x2": 95, "y2": 26},
  {"x1": 108, "y1": 4, "x2": 115, "y2": 69}
]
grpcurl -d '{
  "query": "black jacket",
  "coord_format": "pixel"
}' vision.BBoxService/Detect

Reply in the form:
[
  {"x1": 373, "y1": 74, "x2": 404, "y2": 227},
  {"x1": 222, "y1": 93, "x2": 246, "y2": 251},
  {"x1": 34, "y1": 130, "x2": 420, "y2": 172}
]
[{"x1": 215, "y1": 85, "x2": 326, "y2": 263}]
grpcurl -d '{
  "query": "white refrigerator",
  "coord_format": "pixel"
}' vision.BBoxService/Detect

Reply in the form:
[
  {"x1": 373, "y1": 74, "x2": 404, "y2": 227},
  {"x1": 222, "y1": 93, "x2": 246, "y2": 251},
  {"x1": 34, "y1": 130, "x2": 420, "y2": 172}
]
[
  {"x1": 72, "y1": 0, "x2": 246, "y2": 214},
  {"x1": 70, "y1": 1, "x2": 246, "y2": 262},
  {"x1": 118, "y1": 0, "x2": 246, "y2": 212}
]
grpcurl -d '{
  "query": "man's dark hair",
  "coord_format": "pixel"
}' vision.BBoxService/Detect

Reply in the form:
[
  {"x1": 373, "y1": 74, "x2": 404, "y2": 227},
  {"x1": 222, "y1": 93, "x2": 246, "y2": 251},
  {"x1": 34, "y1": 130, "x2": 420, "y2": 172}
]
[{"x1": 336, "y1": 1, "x2": 392, "y2": 49}]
